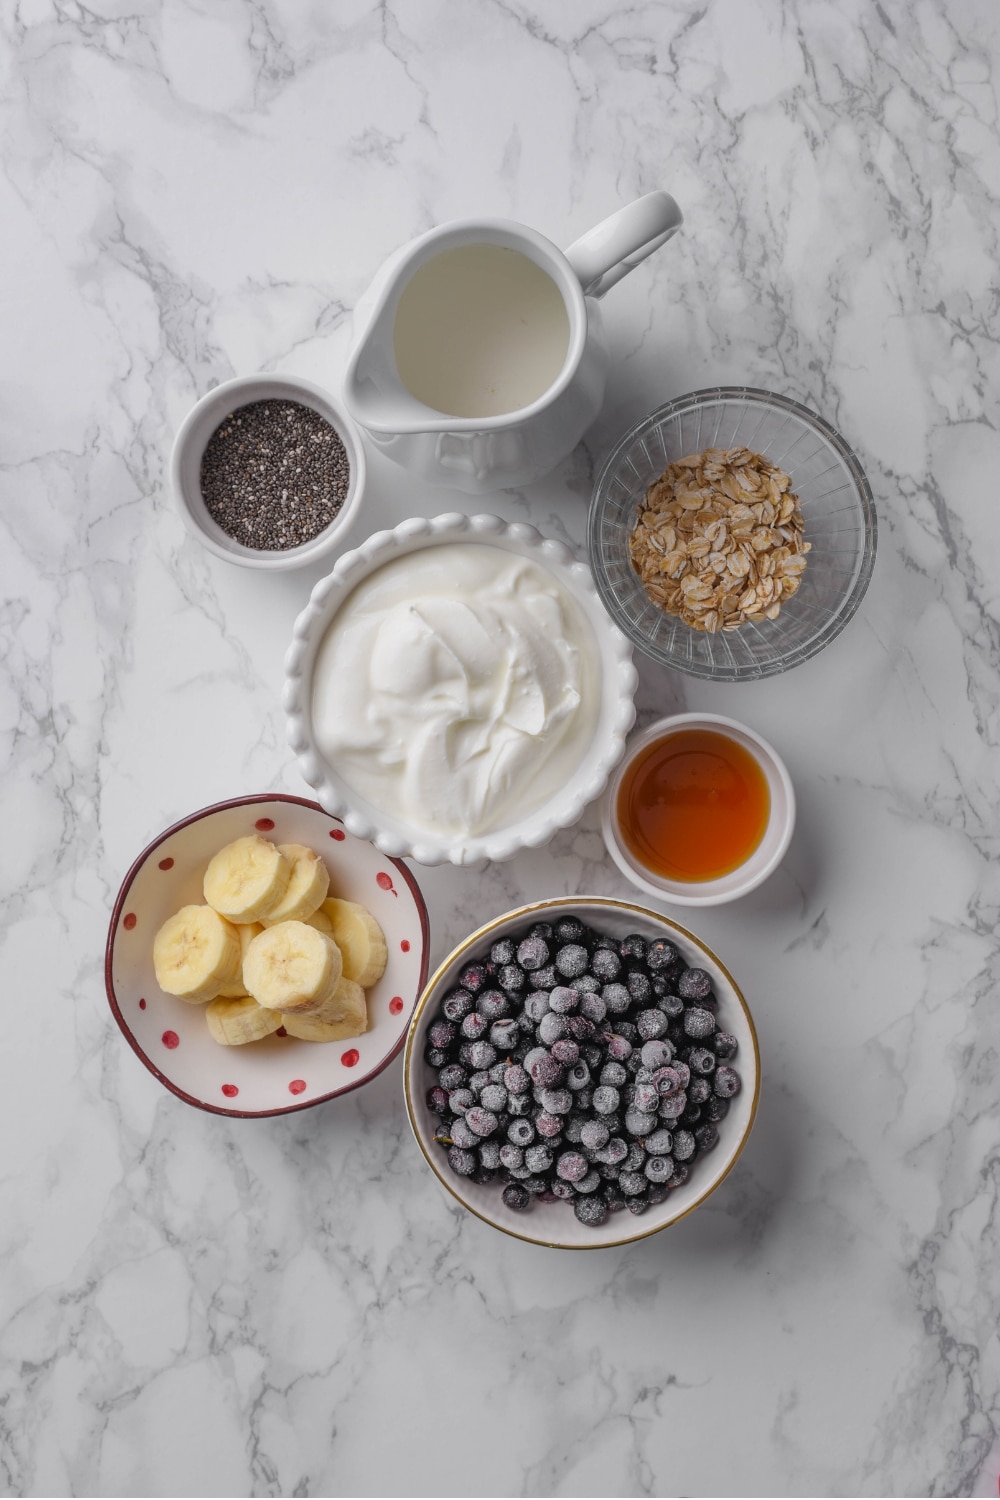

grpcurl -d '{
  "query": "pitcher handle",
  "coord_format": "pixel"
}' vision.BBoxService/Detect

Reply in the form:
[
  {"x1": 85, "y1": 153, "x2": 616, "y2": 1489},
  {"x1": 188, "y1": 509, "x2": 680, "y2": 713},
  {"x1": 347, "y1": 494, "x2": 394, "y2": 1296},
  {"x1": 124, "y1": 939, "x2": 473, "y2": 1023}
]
[{"x1": 564, "y1": 190, "x2": 683, "y2": 299}]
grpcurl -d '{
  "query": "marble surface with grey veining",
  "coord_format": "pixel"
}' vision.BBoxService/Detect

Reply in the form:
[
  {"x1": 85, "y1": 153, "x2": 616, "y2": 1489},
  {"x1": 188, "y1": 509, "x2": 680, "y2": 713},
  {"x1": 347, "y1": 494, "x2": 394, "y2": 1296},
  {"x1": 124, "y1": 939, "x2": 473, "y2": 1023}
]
[{"x1": 2, "y1": 0, "x2": 1000, "y2": 1494}]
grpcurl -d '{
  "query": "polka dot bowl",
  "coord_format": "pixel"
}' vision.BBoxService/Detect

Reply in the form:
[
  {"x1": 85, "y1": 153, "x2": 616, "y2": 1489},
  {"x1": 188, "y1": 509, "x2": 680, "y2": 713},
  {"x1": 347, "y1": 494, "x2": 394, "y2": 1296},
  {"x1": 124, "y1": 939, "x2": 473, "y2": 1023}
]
[
  {"x1": 404, "y1": 897, "x2": 760, "y2": 1250},
  {"x1": 106, "y1": 794, "x2": 429, "y2": 1116}
]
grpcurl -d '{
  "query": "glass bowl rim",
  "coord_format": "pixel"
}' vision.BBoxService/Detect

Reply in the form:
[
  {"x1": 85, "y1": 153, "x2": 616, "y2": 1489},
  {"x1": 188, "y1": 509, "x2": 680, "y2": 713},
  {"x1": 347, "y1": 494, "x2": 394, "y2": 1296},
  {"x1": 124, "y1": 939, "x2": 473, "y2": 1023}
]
[{"x1": 588, "y1": 385, "x2": 878, "y2": 682}]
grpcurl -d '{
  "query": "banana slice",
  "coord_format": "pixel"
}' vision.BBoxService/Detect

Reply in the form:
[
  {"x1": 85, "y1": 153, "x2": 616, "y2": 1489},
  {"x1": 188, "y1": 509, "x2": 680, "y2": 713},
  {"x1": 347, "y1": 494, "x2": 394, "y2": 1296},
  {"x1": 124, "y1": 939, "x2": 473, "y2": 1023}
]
[
  {"x1": 281, "y1": 979, "x2": 368, "y2": 1041},
  {"x1": 153, "y1": 905, "x2": 242, "y2": 1003},
  {"x1": 260, "y1": 844, "x2": 330, "y2": 926},
  {"x1": 243, "y1": 920, "x2": 342, "y2": 1015},
  {"x1": 213, "y1": 920, "x2": 262, "y2": 996},
  {"x1": 321, "y1": 898, "x2": 388, "y2": 987},
  {"x1": 206, "y1": 995, "x2": 283, "y2": 1046},
  {"x1": 304, "y1": 907, "x2": 334, "y2": 936},
  {"x1": 203, "y1": 836, "x2": 291, "y2": 924}
]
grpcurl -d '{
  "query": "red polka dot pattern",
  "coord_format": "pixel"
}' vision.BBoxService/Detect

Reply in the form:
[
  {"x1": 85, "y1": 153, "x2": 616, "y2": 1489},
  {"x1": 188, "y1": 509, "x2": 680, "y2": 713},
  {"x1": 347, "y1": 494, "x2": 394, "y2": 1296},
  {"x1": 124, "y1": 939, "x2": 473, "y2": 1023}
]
[
  {"x1": 401, "y1": 939, "x2": 410, "y2": 953},
  {"x1": 139, "y1": 998, "x2": 147, "y2": 1010},
  {"x1": 123, "y1": 913, "x2": 137, "y2": 930},
  {"x1": 162, "y1": 1030, "x2": 179, "y2": 1049},
  {"x1": 341, "y1": 1049, "x2": 360, "y2": 1067},
  {"x1": 158, "y1": 857, "x2": 174, "y2": 871},
  {"x1": 221, "y1": 1084, "x2": 238, "y2": 1098},
  {"x1": 255, "y1": 817, "x2": 275, "y2": 832},
  {"x1": 330, "y1": 829, "x2": 346, "y2": 841},
  {"x1": 376, "y1": 872, "x2": 394, "y2": 891},
  {"x1": 276, "y1": 1026, "x2": 288, "y2": 1038},
  {"x1": 389, "y1": 997, "x2": 403, "y2": 1015},
  {"x1": 288, "y1": 1079, "x2": 307, "y2": 1095}
]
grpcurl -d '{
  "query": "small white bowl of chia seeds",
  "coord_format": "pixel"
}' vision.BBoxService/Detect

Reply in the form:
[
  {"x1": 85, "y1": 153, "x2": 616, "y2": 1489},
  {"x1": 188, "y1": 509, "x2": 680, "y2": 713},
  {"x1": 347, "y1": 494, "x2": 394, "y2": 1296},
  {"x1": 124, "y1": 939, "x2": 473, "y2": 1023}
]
[{"x1": 170, "y1": 372, "x2": 366, "y2": 570}]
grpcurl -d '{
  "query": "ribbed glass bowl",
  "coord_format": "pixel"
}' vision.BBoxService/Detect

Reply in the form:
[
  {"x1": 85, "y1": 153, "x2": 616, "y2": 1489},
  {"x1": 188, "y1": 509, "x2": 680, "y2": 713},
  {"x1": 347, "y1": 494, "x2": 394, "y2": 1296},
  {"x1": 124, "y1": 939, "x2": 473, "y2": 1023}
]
[{"x1": 588, "y1": 387, "x2": 877, "y2": 680}]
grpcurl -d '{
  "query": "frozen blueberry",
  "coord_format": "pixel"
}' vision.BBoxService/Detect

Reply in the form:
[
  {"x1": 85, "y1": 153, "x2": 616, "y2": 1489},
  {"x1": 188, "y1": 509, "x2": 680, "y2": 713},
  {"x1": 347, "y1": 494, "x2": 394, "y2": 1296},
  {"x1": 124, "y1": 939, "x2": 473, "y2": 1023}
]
[
  {"x1": 683, "y1": 1007, "x2": 716, "y2": 1039},
  {"x1": 590, "y1": 947, "x2": 621, "y2": 982},
  {"x1": 672, "y1": 1129, "x2": 695, "y2": 1161},
  {"x1": 449, "y1": 1088, "x2": 475, "y2": 1115},
  {"x1": 490, "y1": 938, "x2": 516, "y2": 967},
  {"x1": 499, "y1": 1142, "x2": 524, "y2": 1170},
  {"x1": 714, "y1": 1065, "x2": 741, "y2": 1098},
  {"x1": 626, "y1": 969, "x2": 653, "y2": 1005},
  {"x1": 556, "y1": 1151, "x2": 589, "y2": 1182},
  {"x1": 606, "y1": 1034, "x2": 633, "y2": 1063},
  {"x1": 569, "y1": 973, "x2": 600, "y2": 994},
  {"x1": 658, "y1": 1091, "x2": 688, "y2": 1120},
  {"x1": 457, "y1": 962, "x2": 487, "y2": 994},
  {"x1": 596, "y1": 1137, "x2": 628, "y2": 1166},
  {"x1": 647, "y1": 1184, "x2": 670, "y2": 1206},
  {"x1": 670, "y1": 1061, "x2": 691, "y2": 1090},
  {"x1": 465, "y1": 1107, "x2": 499, "y2": 1138},
  {"x1": 538, "y1": 1012, "x2": 569, "y2": 1046},
  {"x1": 477, "y1": 989, "x2": 511, "y2": 1021},
  {"x1": 678, "y1": 967, "x2": 713, "y2": 1001},
  {"x1": 480, "y1": 1084, "x2": 507, "y2": 1113},
  {"x1": 583, "y1": 1044, "x2": 604, "y2": 1071},
  {"x1": 523, "y1": 990, "x2": 551, "y2": 1023},
  {"x1": 461, "y1": 1012, "x2": 489, "y2": 1040},
  {"x1": 538, "y1": 1088, "x2": 573, "y2": 1115},
  {"x1": 529, "y1": 1053, "x2": 564, "y2": 1089},
  {"x1": 686, "y1": 1046, "x2": 716, "y2": 1075},
  {"x1": 619, "y1": 1170, "x2": 646, "y2": 1196},
  {"x1": 619, "y1": 934, "x2": 648, "y2": 963},
  {"x1": 579, "y1": 1119, "x2": 609, "y2": 1150},
  {"x1": 703, "y1": 1095, "x2": 730, "y2": 1123},
  {"x1": 626, "y1": 1196, "x2": 650, "y2": 1216},
  {"x1": 615, "y1": 1021, "x2": 640, "y2": 1045},
  {"x1": 565, "y1": 1061, "x2": 591, "y2": 1091},
  {"x1": 502, "y1": 1182, "x2": 531, "y2": 1211},
  {"x1": 681, "y1": 1104, "x2": 702, "y2": 1127},
  {"x1": 640, "y1": 1040, "x2": 672, "y2": 1069},
  {"x1": 592, "y1": 1085, "x2": 620, "y2": 1115},
  {"x1": 695, "y1": 1123, "x2": 720, "y2": 1152},
  {"x1": 644, "y1": 1127, "x2": 673, "y2": 1156},
  {"x1": 550, "y1": 1038, "x2": 580, "y2": 1066},
  {"x1": 532, "y1": 964, "x2": 558, "y2": 990},
  {"x1": 478, "y1": 1140, "x2": 502, "y2": 1169},
  {"x1": 574, "y1": 1195, "x2": 608, "y2": 1226},
  {"x1": 554, "y1": 916, "x2": 586, "y2": 943},
  {"x1": 644, "y1": 1155, "x2": 674, "y2": 1182},
  {"x1": 442, "y1": 989, "x2": 475, "y2": 1022},
  {"x1": 574, "y1": 1170, "x2": 601, "y2": 1194},
  {"x1": 468, "y1": 1071, "x2": 490, "y2": 1095},
  {"x1": 579, "y1": 994, "x2": 607, "y2": 1024},
  {"x1": 668, "y1": 1164, "x2": 690, "y2": 1189},
  {"x1": 688, "y1": 1076, "x2": 711, "y2": 1104},
  {"x1": 625, "y1": 1108, "x2": 657, "y2": 1137},
  {"x1": 534, "y1": 1111, "x2": 564, "y2": 1139},
  {"x1": 437, "y1": 1063, "x2": 467, "y2": 1091},
  {"x1": 576, "y1": 1088, "x2": 595, "y2": 1112},
  {"x1": 489, "y1": 1019, "x2": 519, "y2": 1050},
  {"x1": 507, "y1": 1118, "x2": 535, "y2": 1147},
  {"x1": 523, "y1": 1046, "x2": 549, "y2": 1075},
  {"x1": 525, "y1": 1143, "x2": 554, "y2": 1174},
  {"x1": 551, "y1": 1179, "x2": 576, "y2": 1200},
  {"x1": 468, "y1": 1041, "x2": 497, "y2": 1070},
  {"x1": 523, "y1": 1174, "x2": 549, "y2": 1196},
  {"x1": 517, "y1": 934, "x2": 551, "y2": 971},
  {"x1": 633, "y1": 1083, "x2": 659, "y2": 1114},
  {"x1": 599, "y1": 1061, "x2": 628, "y2": 1089},
  {"x1": 713, "y1": 1031, "x2": 739, "y2": 1060},
  {"x1": 497, "y1": 963, "x2": 527, "y2": 992},
  {"x1": 507, "y1": 1092, "x2": 532, "y2": 1117},
  {"x1": 555, "y1": 944, "x2": 589, "y2": 979},
  {"x1": 563, "y1": 1114, "x2": 586, "y2": 1143},
  {"x1": 646, "y1": 939, "x2": 680, "y2": 972},
  {"x1": 652, "y1": 1066, "x2": 683, "y2": 1098},
  {"x1": 656, "y1": 992, "x2": 685, "y2": 1019},
  {"x1": 528, "y1": 921, "x2": 554, "y2": 941},
  {"x1": 447, "y1": 1146, "x2": 477, "y2": 1176},
  {"x1": 636, "y1": 1009, "x2": 669, "y2": 1041},
  {"x1": 424, "y1": 1046, "x2": 448, "y2": 1068},
  {"x1": 427, "y1": 1086, "x2": 450, "y2": 1114},
  {"x1": 567, "y1": 1015, "x2": 596, "y2": 1042},
  {"x1": 602, "y1": 983, "x2": 631, "y2": 1016},
  {"x1": 548, "y1": 986, "x2": 578, "y2": 1014}
]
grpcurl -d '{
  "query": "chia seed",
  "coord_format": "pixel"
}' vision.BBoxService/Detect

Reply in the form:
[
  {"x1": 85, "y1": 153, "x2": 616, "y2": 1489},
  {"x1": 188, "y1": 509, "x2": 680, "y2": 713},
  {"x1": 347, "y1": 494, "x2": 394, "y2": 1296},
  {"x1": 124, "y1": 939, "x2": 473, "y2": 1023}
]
[{"x1": 200, "y1": 398, "x2": 350, "y2": 551}]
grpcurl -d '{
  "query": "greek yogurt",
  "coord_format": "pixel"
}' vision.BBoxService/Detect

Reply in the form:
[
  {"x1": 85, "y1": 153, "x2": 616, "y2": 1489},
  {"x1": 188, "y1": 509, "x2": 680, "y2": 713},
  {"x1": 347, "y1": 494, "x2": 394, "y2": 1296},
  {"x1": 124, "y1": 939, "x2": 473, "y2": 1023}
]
[{"x1": 311, "y1": 543, "x2": 600, "y2": 837}]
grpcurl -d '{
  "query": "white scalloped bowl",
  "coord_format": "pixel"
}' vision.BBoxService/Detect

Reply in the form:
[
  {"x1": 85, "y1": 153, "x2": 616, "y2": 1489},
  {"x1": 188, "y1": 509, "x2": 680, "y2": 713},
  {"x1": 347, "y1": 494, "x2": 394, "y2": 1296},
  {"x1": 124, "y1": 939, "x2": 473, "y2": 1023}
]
[
  {"x1": 105, "y1": 795, "x2": 429, "y2": 1117},
  {"x1": 404, "y1": 897, "x2": 760, "y2": 1250},
  {"x1": 283, "y1": 514, "x2": 638, "y2": 866}
]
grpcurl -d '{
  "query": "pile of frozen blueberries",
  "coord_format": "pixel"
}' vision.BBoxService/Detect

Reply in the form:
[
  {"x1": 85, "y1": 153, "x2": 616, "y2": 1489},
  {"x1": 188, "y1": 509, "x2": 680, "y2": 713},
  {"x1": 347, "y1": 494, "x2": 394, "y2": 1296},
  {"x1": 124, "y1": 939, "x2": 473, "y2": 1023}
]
[{"x1": 424, "y1": 916, "x2": 741, "y2": 1228}]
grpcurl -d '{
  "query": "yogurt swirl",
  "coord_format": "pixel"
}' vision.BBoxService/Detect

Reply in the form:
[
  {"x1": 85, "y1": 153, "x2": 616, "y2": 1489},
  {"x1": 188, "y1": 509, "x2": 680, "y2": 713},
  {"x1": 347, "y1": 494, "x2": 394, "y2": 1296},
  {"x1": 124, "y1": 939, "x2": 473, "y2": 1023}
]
[{"x1": 311, "y1": 543, "x2": 599, "y2": 837}]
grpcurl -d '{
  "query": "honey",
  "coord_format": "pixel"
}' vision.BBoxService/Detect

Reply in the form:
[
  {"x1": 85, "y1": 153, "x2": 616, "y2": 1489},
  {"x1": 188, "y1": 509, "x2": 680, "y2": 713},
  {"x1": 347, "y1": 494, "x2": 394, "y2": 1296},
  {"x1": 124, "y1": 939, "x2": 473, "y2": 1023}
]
[{"x1": 616, "y1": 728, "x2": 770, "y2": 883}]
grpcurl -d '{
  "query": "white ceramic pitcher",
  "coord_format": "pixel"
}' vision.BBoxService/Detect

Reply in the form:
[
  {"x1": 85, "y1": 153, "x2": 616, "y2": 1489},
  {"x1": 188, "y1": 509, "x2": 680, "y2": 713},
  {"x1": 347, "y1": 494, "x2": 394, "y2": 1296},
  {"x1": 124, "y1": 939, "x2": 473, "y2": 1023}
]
[{"x1": 343, "y1": 192, "x2": 683, "y2": 493}]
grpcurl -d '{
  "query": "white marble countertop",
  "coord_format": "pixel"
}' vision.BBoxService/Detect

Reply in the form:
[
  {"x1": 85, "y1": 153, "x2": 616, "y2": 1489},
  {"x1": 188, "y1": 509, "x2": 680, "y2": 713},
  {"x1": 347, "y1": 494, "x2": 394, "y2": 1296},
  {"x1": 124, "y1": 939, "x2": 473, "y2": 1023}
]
[{"x1": 3, "y1": 1, "x2": 1000, "y2": 1495}]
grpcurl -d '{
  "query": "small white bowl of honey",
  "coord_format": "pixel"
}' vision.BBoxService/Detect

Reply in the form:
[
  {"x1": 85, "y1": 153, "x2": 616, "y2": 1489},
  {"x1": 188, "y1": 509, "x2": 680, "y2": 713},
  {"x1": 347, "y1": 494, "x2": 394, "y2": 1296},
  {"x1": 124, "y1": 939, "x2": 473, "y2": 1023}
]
[{"x1": 601, "y1": 712, "x2": 795, "y2": 905}]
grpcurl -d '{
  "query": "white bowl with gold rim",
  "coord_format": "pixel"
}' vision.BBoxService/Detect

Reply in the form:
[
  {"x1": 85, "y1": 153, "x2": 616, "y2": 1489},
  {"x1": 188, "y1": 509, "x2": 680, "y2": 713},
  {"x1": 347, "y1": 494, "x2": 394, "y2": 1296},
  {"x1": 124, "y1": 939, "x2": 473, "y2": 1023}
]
[
  {"x1": 602, "y1": 713, "x2": 796, "y2": 906},
  {"x1": 403, "y1": 896, "x2": 759, "y2": 1250}
]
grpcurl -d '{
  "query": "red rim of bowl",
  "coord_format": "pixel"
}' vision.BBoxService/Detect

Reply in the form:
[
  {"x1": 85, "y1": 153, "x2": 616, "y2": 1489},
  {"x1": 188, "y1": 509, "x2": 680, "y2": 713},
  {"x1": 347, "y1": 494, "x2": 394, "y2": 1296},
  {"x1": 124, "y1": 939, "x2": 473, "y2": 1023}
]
[{"x1": 104, "y1": 792, "x2": 431, "y2": 1118}]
